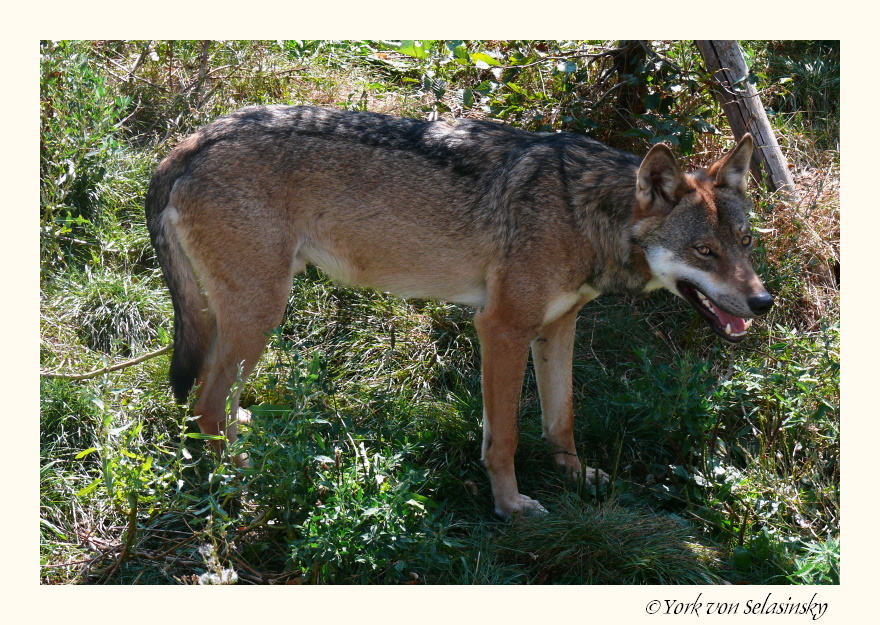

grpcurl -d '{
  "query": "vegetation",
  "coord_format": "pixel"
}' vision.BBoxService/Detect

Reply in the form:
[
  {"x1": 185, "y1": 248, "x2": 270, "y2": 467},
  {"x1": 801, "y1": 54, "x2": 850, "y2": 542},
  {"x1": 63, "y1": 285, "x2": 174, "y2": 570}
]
[{"x1": 40, "y1": 40, "x2": 839, "y2": 584}]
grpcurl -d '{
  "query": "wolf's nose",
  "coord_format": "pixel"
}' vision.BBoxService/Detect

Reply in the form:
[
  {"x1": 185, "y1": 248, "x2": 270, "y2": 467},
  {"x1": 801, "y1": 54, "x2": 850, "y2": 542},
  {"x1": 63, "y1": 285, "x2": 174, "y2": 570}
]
[{"x1": 748, "y1": 292, "x2": 774, "y2": 315}]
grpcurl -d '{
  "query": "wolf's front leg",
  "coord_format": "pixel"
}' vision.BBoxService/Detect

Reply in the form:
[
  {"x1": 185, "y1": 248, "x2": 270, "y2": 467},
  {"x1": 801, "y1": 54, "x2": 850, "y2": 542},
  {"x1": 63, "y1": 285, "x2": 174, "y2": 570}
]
[
  {"x1": 475, "y1": 306, "x2": 546, "y2": 519},
  {"x1": 532, "y1": 304, "x2": 610, "y2": 486}
]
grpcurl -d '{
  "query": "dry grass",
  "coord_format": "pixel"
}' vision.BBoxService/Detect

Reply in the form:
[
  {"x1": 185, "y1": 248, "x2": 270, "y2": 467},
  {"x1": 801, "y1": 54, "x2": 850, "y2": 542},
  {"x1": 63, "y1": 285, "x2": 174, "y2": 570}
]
[{"x1": 761, "y1": 158, "x2": 839, "y2": 331}]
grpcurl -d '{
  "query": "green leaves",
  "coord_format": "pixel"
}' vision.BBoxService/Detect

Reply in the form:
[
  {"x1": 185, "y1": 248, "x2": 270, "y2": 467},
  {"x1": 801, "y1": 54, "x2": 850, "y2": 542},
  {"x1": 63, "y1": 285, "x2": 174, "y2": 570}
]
[
  {"x1": 232, "y1": 343, "x2": 451, "y2": 583},
  {"x1": 388, "y1": 40, "x2": 434, "y2": 60},
  {"x1": 470, "y1": 52, "x2": 500, "y2": 68},
  {"x1": 447, "y1": 40, "x2": 470, "y2": 65},
  {"x1": 623, "y1": 112, "x2": 703, "y2": 154},
  {"x1": 40, "y1": 41, "x2": 134, "y2": 273},
  {"x1": 789, "y1": 536, "x2": 839, "y2": 584},
  {"x1": 458, "y1": 88, "x2": 474, "y2": 108}
]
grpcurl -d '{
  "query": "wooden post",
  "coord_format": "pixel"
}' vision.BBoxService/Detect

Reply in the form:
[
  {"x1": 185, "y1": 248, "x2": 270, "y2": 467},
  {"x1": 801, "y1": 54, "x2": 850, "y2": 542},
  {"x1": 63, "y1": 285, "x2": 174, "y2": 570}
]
[{"x1": 695, "y1": 40, "x2": 797, "y2": 199}]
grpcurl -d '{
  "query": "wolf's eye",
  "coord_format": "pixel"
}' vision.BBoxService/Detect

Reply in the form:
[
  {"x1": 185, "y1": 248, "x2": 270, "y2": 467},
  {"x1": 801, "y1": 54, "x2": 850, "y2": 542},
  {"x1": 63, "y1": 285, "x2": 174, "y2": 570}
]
[
  {"x1": 742, "y1": 234, "x2": 752, "y2": 246},
  {"x1": 695, "y1": 245, "x2": 712, "y2": 257}
]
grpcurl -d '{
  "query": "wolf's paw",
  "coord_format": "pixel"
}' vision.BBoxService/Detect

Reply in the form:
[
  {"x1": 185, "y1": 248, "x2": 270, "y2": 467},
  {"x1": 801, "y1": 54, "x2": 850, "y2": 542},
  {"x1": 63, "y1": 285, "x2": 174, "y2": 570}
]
[
  {"x1": 230, "y1": 409, "x2": 251, "y2": 468},
  {"x1": 494, "y1": 494, "x2": 548, "y2": 520},
  {"x1": 554, "y1": 452, "x2": 583, "y2": 480},
  {"x1": 579, "y1": 465, "x2": 610, "y2": 486},
  {"x1": 236, "y1": 407, "x2": 252, "y2": 425}
]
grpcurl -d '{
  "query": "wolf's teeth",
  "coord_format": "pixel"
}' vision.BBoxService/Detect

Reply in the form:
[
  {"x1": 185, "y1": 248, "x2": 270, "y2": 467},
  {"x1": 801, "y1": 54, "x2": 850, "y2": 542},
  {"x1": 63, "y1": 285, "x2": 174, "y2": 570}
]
[
  {"x1": 696, "y1": 292, "x2": 715, "y2": 313},
  {"x1": 744, "y1": 319, "x2": 753, "y2": 329},
  {"x1": 724, "y1": 324, "x2": 732, "y2": 335}
]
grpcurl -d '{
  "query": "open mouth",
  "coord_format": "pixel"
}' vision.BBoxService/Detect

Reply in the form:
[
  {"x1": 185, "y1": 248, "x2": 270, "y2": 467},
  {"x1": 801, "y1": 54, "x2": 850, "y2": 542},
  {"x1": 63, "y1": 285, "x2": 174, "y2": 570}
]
[{"x1": 676, "y1": 281, "x2": 752, "y2": 343}]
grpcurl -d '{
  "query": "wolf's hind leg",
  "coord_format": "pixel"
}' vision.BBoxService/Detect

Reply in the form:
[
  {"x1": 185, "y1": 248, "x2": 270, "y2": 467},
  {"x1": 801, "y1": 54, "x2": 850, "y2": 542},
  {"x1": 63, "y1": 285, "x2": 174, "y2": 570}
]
[{"x1": 190, "y1": 243, "x2": 303, "y2": 465}]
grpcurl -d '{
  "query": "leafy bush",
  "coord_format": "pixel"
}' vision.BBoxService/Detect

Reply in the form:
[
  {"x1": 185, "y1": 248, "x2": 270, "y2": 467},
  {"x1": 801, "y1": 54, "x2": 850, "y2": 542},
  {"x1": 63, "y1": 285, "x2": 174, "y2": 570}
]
[
  {"x1": 613, "y1": 347, "x2": 719, "y2": 464},
  {"x1": 746, "y1": 40, "x2": 840, "y2": 150},
  {"x1": 374, "y1": 40, "x2": 720, "y2": 155},
  {"x1": 788, "y1": 535, "x2": 839, "y2": 585},
  {"x1": 238, "y1": 346, "x2": 456, "y2": 583},
  {"x1": 41, "y1": 41, "x2": 131, "y2": 270}
]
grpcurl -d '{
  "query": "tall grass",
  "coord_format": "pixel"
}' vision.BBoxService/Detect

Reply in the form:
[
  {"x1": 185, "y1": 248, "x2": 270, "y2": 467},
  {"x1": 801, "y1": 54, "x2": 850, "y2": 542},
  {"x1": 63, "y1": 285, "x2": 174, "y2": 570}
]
[{"x1": 39, "y1": 40, "x2": 839, "y2": 584}]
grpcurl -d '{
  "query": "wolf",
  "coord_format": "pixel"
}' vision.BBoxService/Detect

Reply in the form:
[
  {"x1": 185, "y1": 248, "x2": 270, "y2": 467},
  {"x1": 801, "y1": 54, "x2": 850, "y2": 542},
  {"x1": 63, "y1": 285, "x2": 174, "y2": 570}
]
[{"x1": 145, "y1": 105, "x2": 773, "y2": 519}]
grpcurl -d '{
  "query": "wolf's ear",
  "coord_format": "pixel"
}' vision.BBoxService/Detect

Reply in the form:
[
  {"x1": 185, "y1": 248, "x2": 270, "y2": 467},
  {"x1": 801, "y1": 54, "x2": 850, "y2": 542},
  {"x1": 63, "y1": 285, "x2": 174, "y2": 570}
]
[
  {"x1": 636, "y1": 143, "x2": 683, "y2": 214},
  {"x1": 709, "y1": 133, "x2": 753, "y2": 193}
]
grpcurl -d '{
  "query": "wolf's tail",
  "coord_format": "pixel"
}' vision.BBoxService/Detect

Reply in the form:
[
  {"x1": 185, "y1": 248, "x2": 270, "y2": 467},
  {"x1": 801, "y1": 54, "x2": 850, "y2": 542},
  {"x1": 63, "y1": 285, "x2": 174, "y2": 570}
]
[{"x1": 145, "y1": 139, "x2": 214, "y2": 404}]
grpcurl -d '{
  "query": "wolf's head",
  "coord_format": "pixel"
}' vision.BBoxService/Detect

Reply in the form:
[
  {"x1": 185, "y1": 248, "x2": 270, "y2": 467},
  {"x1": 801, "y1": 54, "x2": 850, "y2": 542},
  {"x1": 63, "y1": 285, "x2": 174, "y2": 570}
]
[{"x1": 632, "y1": 134, "x2": 774, "y2": 343}]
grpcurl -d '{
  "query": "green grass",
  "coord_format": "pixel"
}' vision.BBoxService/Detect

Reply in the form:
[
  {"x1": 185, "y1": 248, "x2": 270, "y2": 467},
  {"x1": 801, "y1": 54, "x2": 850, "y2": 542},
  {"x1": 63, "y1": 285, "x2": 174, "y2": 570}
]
[{"x1": 39, "y1": 40, "x2": 839, "y2": 585}]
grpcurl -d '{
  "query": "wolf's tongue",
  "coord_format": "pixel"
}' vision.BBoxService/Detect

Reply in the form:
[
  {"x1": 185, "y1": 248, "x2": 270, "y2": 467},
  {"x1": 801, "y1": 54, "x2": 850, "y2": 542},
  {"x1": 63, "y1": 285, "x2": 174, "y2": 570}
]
[{"x1": 713, "y1": 306, "x2": 747, "y2": 334}]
